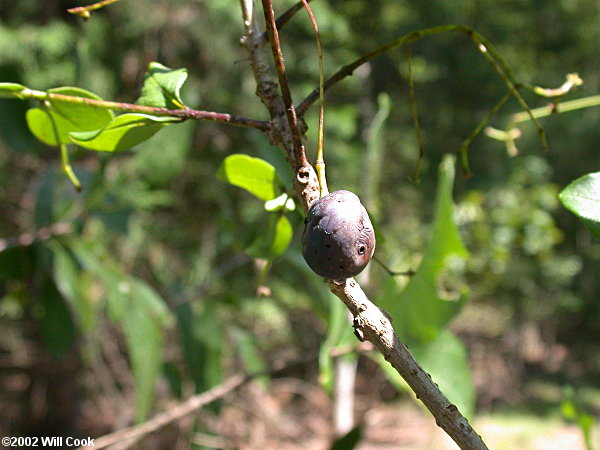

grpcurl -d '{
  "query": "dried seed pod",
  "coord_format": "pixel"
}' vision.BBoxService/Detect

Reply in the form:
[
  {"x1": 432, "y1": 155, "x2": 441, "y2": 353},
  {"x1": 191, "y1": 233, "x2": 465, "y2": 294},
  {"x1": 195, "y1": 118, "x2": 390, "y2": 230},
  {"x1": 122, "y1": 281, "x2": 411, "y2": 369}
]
[{"x1": 302, "y1": 190, "x2": 376, "y2": 279}]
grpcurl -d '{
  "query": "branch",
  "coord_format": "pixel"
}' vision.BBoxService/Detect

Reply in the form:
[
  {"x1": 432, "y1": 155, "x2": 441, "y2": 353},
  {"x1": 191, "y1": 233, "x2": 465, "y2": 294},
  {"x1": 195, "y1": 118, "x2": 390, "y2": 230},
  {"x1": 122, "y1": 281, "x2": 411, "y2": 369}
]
[
  {"x1": 260, "y1": 0, "x2": 308, "y2": 169},
  {"x1": 328, "y1": 279, "x2": 488, "y2": 450},
  {"x1": 259, "y1": 0, "x2": 315, "y2": 45},
  {"x1": 241, "y1": 0, "x2": 319, "y2": 210},
  {"x1": 0, "y1": 223, "x2": 72, "y2": 253},
  {"x1": 68, "y1": 0, "x2": 122, "y2": 20},
  {"x1": 295, "y1": 24, "x2": 545, "y2": 153},
  {"x1": 244, "y1": 10, "x2": 489, "y2": 450},
  {"x1": 0, "y1": 88, "x2": 271, "y2": 132},
  {"x1": 85, "y1": 374, "x2": 248, "y2": 450}
]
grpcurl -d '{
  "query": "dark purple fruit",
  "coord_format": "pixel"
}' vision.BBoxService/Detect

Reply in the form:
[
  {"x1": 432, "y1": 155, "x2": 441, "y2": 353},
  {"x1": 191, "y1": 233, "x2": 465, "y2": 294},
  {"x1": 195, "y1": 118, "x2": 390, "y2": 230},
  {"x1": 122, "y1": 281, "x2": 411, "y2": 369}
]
[{"x1": 302, "y1": 190, "x2": 376, "y2": 279}]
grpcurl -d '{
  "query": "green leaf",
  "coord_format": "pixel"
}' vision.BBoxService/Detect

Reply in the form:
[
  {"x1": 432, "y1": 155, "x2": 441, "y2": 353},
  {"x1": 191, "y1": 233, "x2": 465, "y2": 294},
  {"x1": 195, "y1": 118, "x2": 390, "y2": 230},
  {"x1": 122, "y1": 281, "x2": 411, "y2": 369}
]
[
  {"x1": 231, "y1": 327, "x2": 266, "y2": 380},
  {"x1": 70, "y1": 113, "x2": 179, "y2": 152},
  {"x1": 136, "y1": 62, "x2": 188, "y2": 109},
  {"x1": 40, "y1": 277, "x2": 76, "y2": 358},
  {"x1": 319, "y1": 292, "x2": 357, "y2": 391},
  {"x1": 264, "y1": 193, "x2": 296, "y2": 212},
  {"x1": 245, "y1": 214, "x2": 293, "y2": 259},
  {"x1": 49, "y1": 241, "x2": 98, "y2": 332},
  {"x1": 413, "y1": 330, "x2": 475, "y2": 419},
  {"x1": 373, "y1": 330, "x2": 475, "y2": 421},
  {"x1": 217, "y1": 154, "x2": 283, "y2": 201},
  {"x1": 559, "y1": 172, "x2": 600, "y2": 239},
  {"x1": 0, "y1": 82, "x2": 27, "y2": 98},
  {"x1": 26, "y1": 87, "x2": 114, "y2": 146},
  {"x1": 377, "y1": 154, "x2": 470, "y2": 344},
  {"x1": 65, "y1": 238, "x2": 171, "y2": 421},
  {"x1": 122, "y1": 282, "x2": 166, "y2": 423}
]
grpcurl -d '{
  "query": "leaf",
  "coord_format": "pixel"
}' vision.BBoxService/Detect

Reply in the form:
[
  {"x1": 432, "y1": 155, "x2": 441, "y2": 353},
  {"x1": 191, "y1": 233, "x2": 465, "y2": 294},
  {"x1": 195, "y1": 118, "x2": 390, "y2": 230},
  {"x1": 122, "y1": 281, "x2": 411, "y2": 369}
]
[
  {"x1": 264, "y1": 193, "x2": 296, "y2": 212},
  {"x1": 364, "y1": 92, "x2": 391, "y2": 217},
  {"x1": 245, "y1": 214, "x2": 293, "y2": 259},
  {"x1": 319, "y1": 292, "x2": 357, "y2": 391},
  {"x1": 377, "y1": 154, "x2": 470, "y2": 344},
  {"x1": 26, "y1": 87, "x2": 114, "y2": 146},
  {"x1": 40, "y1": 277, "x2": 76, "y2": 358},
  {"x1": 49, "y1": 241, "x2": 98, "y2": 332},
  {"x1": 70, "y1": 113, "x2": 179, "y2": 152},
  {"x1": 559, "y1": 172, "x2": 600, "y2": 239},
  {"x1": 412, "y1": 330, "x2": 475, "y2": 419},
  {"x1": 121, "y1": 282, "x2": 166, "y2": 423},
  {"x1": 136, "y1": 62, "x2": 188, "y2": 109},
  {"x1": 373, "y1": 330, "x2": 475, "y2": 421},
  {"x1": 176, "y1": 302, "x2": 223, "y2": 394},
  {"x1": 217, "y1": 154, "x2": 283, "y2": 201},
  {"x1": 0, "y1": 82, "x2": 27, "y2": 98},
  {"x1": 65, "y1": 238, "x2": 171, "y2": 421},
  {"x1": 231, "y1": 327, "x2": 266, "y2": 383}
]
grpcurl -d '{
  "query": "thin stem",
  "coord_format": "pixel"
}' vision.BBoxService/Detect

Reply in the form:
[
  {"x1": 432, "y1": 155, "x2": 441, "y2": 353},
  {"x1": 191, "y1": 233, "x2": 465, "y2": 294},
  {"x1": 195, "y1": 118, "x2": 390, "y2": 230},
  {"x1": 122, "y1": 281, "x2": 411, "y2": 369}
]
[
  {"x1": 301, "y1": 0, "x2": 328, "y2": 196},
  {"x1": 407, "y1": 45, "x2": 424, "y2": 183},
  {"x1": 458, "y1": 91, "x2": 511, "y2": 176},
  {"x1": 67, "y1": 0, "x2": 122, "y2": 20},
  {"x1": 60, "y1": 145, "x2": 82, "y2": 191},
  {"x1": 261, "y1": 0, "x2": 308, "y2": 169},
  {"x1": 0, "y1": 88, "x2": 271, "y2": 132},
  {"x1": 259, "y1": 0, "x2": 315, "y2": 45},
  {"x1": 373, "y1": 254, "x2": 414, "y2": 277},
  {"x1": 296, "y1": 25, "x2": 546, "y2": 152},
  {"x1": 526, "y1": 73, "x2": 583, "y2": 98},
  {"x1": 510, "y1": 94, "x2": 600, "y2": 123},
  {"x1": 468, "y1": 31, "x2": 548, "y2": 151}
]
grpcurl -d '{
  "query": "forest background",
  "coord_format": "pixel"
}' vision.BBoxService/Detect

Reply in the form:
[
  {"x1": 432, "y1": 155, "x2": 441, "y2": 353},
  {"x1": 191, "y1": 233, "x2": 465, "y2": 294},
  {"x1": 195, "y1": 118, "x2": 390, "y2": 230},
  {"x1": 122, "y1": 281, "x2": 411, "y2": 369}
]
[{"x1": 0, "y1": 0, "x2": 599, "y2": 448}]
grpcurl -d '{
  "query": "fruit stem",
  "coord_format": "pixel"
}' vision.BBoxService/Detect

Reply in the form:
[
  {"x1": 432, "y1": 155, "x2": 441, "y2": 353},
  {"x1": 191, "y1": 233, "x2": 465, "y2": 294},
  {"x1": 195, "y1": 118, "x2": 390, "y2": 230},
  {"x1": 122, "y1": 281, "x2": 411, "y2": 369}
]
[{"x1": 301, "y1": 0, "x2": 328, "y2": 197}]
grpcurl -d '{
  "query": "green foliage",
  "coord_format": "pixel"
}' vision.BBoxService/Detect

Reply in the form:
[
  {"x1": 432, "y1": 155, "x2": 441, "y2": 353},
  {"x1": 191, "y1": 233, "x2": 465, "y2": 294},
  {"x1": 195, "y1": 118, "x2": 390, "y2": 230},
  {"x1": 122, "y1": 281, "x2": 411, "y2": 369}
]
[
  {"x1": 1, "y1": 1, "x2": 599, "y2": 444},
  {"x1": 70, "y1": 113, "x2": 179, "y2": 152},
  {"x1": 561, "y1": 387, "x2": 597, "y2": 450},
  {"x1": 0, "y1": 82, "x2": 27, "y2": 94},
  {"x1": 136, "y1": 62, "x2": 188, "y2": 109},
  {"x1": 378, "y1": 155, "x2": 469, "y2": 344},
  {"x1": 376, "y1": 154, "x2": 474, "y2": 417},
  {"x1": 560, "y1": 172, "x2": 600, "y2": 239},
  {"x1": 245, "y1": 214, "x2": 293, "y2": 260},
  {"x1": 217, "y1": 153, "x2": 284, "y2": 201},
  {"x1": 26, "y1": 87, "x2": 114, "y2": 146}
]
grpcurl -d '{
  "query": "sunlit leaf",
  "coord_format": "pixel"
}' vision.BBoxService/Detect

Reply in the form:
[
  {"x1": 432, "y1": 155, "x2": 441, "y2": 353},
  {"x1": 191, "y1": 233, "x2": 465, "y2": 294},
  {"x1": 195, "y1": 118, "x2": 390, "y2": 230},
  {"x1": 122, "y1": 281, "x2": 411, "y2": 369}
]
[
  {"x1": 26, "y1": 87, "x2": 114, "y2": 146},
  {"x1": 377, "y1": 154, "x2": 470, "y2": 344},
  {"x1": 217, "y1": 154, "x2": 283, "y2": 201},
  {"x1": 264, "y1": 193, "x2": 295, "y2": 212},
  {"x1": 0, "y1": 82, "x2": 27, "y2": 97},
  {"x1": 559, "y1": 172, "x2": 600, "y2": 239},
  {"x1": 136, "y1": 62, "x2": 188, "y2": 109},
  {"x1": 245, "y1": 214, "x2": 293, "y2": 259},
  {"x1": 70, "y1": 113, "x2": 179, "y2": 152}
]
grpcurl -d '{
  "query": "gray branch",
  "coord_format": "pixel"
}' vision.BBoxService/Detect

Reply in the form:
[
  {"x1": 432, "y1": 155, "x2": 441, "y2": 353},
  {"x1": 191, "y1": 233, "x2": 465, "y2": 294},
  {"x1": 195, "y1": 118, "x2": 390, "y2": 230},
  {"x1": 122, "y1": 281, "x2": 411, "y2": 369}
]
[{"x1": 244, "y1": 2, "x2": 489, "y2": 449}]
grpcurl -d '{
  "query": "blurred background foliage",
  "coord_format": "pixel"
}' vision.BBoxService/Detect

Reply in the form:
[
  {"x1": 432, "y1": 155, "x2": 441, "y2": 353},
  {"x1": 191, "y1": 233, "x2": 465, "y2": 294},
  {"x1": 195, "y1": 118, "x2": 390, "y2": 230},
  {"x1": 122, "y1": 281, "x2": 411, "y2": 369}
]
[{"x1": 1, "y1": 0, "x2": 599, "y2": 447}]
